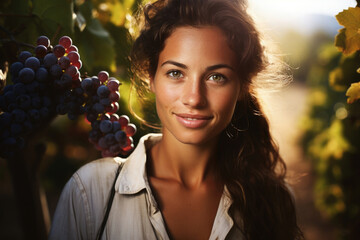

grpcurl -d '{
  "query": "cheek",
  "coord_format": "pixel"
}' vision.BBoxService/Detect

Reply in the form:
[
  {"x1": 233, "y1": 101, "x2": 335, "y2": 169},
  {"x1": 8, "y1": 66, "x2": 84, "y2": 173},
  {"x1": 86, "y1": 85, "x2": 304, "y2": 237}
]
[
  {"x1": 213, "y1": 91, "x2": 239, "y2": 123},
  {"x1": 154, "y1": 82, "x2": 179, "y2": 114}
]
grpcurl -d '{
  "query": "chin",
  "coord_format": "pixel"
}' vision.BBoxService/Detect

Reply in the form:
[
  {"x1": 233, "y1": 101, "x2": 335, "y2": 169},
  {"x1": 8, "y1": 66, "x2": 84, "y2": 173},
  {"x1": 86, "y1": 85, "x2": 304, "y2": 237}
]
[{"x1": 169, "y1": 128, "x2": 220, "y2": 146}]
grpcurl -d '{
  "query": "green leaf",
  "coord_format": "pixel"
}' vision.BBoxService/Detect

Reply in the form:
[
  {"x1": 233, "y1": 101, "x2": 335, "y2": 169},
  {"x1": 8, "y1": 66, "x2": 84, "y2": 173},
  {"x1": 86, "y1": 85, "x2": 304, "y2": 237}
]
[
  {"x1": 335, "y1": 7, "x2": 360, "y2": 55},
  {"x1": 32, "y1": 0, "x2": 74, "y2": 35},
  {"x1": 74, "y1": 1, "x2": 115, "y2": 72}
]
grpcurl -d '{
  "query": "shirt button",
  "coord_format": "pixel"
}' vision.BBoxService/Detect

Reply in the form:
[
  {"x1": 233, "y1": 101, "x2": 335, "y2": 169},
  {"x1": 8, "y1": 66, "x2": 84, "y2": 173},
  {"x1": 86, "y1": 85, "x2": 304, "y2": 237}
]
[{"x1": 125, "y1": 186, "x2": 130, "y2": 191}]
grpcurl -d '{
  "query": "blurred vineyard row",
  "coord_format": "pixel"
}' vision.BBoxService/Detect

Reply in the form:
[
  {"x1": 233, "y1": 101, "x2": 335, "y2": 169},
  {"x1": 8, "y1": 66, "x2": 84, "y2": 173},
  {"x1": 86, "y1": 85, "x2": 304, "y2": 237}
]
[{"x1": 296, "y1": 4, "x2": 360, "y2": 240}]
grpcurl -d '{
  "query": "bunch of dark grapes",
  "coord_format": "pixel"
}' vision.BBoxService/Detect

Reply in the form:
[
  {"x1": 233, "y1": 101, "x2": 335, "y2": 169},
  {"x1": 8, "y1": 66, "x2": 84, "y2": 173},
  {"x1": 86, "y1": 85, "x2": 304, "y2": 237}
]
[
  {"x1": 82, "y1": 71, "x2": 136, "y2": 157},
  {"x1": 0, "y1": 35, "x2": 136, "y2": 159}
]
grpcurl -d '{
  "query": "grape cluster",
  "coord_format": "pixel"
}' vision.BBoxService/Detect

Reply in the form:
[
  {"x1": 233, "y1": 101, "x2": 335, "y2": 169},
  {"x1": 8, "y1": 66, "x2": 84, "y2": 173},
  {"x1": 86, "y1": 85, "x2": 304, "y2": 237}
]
[
  {"x1": 82, "y1": 71, "x2": 136, "y2": 157},
  {"x1": 0, "y1": 35, "x2": 136, "y2": 158}
]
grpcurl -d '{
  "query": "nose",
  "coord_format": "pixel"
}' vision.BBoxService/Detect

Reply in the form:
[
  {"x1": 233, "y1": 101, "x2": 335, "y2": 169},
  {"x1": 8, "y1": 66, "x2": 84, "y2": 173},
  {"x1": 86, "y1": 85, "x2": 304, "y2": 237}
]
[{"x1": 180, "y1": 76, "x2": 207, "y2": 108}]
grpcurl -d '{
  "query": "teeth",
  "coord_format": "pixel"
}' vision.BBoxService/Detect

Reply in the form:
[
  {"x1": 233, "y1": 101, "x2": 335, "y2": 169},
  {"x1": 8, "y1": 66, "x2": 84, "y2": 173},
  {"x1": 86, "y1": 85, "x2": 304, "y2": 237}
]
[{"x1": 185, "y1": 117, "x2": 198, "y2": 120}]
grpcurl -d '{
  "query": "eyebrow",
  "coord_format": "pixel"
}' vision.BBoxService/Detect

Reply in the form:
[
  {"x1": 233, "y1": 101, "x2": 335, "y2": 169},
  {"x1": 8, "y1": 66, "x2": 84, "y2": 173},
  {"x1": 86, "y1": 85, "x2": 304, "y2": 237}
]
[{"x1": 161, "y1": 60, "x2": 235, "y2": 72}]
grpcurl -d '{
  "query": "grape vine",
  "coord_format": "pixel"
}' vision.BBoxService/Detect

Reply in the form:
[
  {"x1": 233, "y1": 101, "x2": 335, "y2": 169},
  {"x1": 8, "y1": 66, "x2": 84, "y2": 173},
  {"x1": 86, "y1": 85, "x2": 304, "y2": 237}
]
[{"x1": 0, "y1": 35, "x2": 136, "y2": 159}]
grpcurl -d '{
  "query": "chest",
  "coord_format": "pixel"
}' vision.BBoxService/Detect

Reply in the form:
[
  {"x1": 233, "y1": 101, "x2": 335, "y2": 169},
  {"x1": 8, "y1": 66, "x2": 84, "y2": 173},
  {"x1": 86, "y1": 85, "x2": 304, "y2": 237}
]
[{"x1": 150, "y1": 180, "x2": 223, "y2": 240}]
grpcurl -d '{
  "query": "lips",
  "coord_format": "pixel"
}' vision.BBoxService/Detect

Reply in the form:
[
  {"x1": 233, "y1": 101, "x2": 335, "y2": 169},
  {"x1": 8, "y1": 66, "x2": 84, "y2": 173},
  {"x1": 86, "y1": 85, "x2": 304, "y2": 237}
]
[{"x1": 174, "y1": 113, "x2": 213, "y2": 128}]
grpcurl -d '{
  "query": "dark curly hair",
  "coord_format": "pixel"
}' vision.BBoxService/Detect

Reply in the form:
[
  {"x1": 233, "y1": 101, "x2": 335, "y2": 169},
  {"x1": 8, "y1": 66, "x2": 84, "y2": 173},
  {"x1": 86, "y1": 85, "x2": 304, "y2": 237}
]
[{"x1": 130, "y1": 0, "x2": 303, "y2": 239}]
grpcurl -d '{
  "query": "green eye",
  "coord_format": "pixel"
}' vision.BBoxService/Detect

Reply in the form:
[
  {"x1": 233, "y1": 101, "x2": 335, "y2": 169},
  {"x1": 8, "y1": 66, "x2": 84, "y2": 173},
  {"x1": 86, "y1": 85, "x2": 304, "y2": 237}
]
[
  {"x1": 209, "y1": 74, "x2": 225, "y2": 83},
  {"x1": 168, "y1": 70, "x2": 183, "y2": 79}
]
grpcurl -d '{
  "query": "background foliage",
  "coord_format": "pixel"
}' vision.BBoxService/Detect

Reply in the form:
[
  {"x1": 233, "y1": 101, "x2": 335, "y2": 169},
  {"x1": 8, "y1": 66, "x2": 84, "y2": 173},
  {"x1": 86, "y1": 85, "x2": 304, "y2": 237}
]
[
  {"x1": 300, "y1": 2, "x2": 360, "y2": 239},
  {"x1": 0, "y1": 1, "x2": 158, "y2": 238}
]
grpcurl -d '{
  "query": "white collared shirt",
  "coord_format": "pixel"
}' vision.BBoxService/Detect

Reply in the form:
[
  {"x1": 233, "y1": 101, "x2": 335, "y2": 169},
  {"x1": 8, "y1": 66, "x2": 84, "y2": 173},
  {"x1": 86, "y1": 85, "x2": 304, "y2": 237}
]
[{"x1": 49, "y1": 134, "x2": 244, "y2": 240}]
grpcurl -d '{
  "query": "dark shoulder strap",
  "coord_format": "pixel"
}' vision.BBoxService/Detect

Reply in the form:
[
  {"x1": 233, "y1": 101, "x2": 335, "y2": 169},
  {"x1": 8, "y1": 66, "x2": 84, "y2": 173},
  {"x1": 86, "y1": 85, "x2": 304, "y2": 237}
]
[{"x1": 96, "y1": 162, "x2": 124, "y2": 240}]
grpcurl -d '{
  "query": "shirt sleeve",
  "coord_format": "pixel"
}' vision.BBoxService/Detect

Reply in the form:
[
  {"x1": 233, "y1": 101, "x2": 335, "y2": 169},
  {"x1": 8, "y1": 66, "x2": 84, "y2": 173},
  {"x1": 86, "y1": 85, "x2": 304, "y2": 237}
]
[{"x1": 48, "y1": 173, "x2": 94, "y2": 240}]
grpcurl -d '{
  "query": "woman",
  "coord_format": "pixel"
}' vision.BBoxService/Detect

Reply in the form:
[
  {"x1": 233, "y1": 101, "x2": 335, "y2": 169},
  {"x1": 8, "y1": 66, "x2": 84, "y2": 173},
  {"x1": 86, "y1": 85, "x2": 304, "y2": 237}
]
[{"x1": 49, "y1": 0, "x2": 303, "y2": 239}]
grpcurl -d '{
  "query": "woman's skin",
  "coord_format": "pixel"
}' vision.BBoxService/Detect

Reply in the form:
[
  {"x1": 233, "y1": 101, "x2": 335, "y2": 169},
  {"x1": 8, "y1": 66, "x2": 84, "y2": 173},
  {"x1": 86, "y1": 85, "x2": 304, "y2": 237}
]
[{"x1": 147, "y1": 26, "x2": 242, "y2": 240}]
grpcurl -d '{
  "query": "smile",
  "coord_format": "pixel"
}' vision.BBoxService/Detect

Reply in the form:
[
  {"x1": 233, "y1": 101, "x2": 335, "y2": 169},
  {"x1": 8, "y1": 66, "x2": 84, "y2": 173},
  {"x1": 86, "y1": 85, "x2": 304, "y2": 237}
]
[{"x1": 174, "y1": 113, "x2": 213, "y2": 128}]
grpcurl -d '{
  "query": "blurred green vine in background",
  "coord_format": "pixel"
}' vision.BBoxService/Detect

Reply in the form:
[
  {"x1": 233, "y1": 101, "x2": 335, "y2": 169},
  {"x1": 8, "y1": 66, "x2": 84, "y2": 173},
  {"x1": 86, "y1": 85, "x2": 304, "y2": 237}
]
[{"x1": 300, "y1": 1, "x2": 360, "y2": 239}]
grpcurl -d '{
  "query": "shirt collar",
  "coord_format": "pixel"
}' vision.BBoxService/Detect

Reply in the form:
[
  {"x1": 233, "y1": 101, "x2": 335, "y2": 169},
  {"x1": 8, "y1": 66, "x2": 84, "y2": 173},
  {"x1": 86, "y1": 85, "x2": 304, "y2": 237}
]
[{"x1": 115, "y1": 133, "x2": 162, "y2": 195}]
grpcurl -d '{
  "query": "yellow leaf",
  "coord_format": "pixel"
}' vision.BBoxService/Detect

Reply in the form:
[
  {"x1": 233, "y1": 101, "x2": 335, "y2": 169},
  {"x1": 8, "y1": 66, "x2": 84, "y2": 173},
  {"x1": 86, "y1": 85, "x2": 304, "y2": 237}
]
[
  {"x1": 110, "y1": 2, "x2": 126, "y2": 26},
  {"x1": 335, "y1": 28, "x2": 346, "y2": 51},
  {"x1": 346, "y1": 82, "x2": 360, "y2": 103},
  {"x1": 335, "y1": 7, "x2": 360, "y2": 55}
]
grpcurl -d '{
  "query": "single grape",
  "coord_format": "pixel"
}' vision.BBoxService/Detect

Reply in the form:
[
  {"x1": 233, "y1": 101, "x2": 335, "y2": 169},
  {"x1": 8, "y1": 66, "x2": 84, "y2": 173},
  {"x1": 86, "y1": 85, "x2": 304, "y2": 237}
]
[
  {"x1": 98, "y1": 137, "x2": 109, "y2": 150},
  {"x1": 89, "y1": 129, "x2": 101, "y2": 142},
  {"x1": 59, "y1": 56, "x2": 70, "y2": 69},
  {"x1": 101, "y1": 113, "x2": 111, "y2": 121},
  {"x1": 86, "y1": 112, "x2": 98, "y2": 122},
  {"x1": 98, "y1": 71, "x2": 109, "y2": 83},
  {"x1": 97, "y1": 85, "x2": 110, "y2": 98},
  {"x1": 59, "y1": 36, "x2": 72, "y2": 49},
  {"x1": 50, "y1": 64, "x2": 62, "y2": 78},
  {"x1": 118, "y1": 115, "x2": 129, "y2": 127},
  {"x1": 109, "y1": 91, "x2": 120, "y2": 102},
  {"x1": 92, "y1": 77, "x2": 101, "y2": 89},
  {"x1": 93, "y1": 103, "x2": 105, "y2": 114},
  {"x1": 18, "y1": 51, "x2": 32, "y2": 63},
  {"x1": 35, "y1": 45, "x2": 48, "y2": 58},
  {"x1": 110, "y1": 113, "x2": 119, "y2": 122},
  {"x1": 115, "y1": 130, "x2": 127, "y2": 142},
  {"x1": 112, "y1": 121, "x2": 121, "y2": 132},
  {"x1": 104, "y1": 133, "x2": 116, "y2": 145},
  {"x1": 125, "y1": 123, "x2": 137, "y2": 137},
  {"x1": 109, "y1": 144, "x2": 121, "y2": 156},
  {"x1": 4, "y1": 91, "x2": 16, "y2": 105},
  {"x1": 35, "y1": 67, "x2": 49, "y2": 82},
  {"x1": 105, "y1": 102, "x2": 119, "y2": 113},
  {"x1": 13, "y1": 83, "x2": 26, "y2": 95},
  {"x1": 60, "y1": 73, "x2": 73, "y2": 88},
  {"x1": 99, "y1": 119, "x2": 112, "y2": 133},
  {"x1": 44, "y1": 53, "x2": 58, "y2": 68},
  {"x1": 66, "y1": 45, "x2": 78, "y2": 53},
  {"x1": 81, "y1": 78, "x2": 93, "y2": 92},
  {"x1": 65, "y1": 65, "x2": 78, "y2": 77},
  {"x1": 100, "y1": 98, "x2": 111, "y2": 106},
  {"x1": 10, "y1": 62, "x2": 24, "y2": 77},
  {"x1": 19, "y1": 67, "x2": 35, "y2": 83},
  {"x1": 67, "y1": 51, "x2": 80, "y2": 63},
  {"x1": 16, "y1": 94, "x2": 31, "y2": 110},
  {"x1": 53, "y1": 44, "x2": 66, "y2": 58},
  {"x1": 107, "y1": 79, "x2": 120, "y2": 92},
  {"x1": 25, "y1": 57, "x2": 40, "y2": 70},
  {"x1": 37, "y1": 36, "x2": 50, "y2": 47},
  {"x1": 71, "y1": 59, "x2": 82, "y2": 69}
]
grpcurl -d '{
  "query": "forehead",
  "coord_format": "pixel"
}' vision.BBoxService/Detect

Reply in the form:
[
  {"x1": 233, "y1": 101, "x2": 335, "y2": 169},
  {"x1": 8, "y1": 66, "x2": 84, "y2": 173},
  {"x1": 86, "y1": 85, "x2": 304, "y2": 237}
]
[{"x1": 158, "y1": 26, "x2": 236, "y2": 67}]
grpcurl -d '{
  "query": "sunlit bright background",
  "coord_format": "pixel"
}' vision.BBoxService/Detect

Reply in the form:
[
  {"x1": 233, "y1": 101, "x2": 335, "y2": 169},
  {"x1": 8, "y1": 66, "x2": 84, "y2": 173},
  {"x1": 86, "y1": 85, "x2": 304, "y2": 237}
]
[{"x1": 250, "y1": 0, "x2": 356, "y2": 17}]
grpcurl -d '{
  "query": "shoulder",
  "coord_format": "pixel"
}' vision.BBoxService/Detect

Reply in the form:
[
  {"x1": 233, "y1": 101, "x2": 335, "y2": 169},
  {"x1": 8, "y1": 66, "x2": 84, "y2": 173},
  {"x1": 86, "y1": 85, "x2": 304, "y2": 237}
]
[{"x1": 72, "y1": 157, "x2": 124, "y2": 194}]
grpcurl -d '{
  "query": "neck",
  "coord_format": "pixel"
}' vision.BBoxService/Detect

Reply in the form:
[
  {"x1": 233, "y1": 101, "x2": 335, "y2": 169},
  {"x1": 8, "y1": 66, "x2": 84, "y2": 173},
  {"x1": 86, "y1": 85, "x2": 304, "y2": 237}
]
[{"x1": 149, "y1": 131, "x2": 219, "y2": 189}]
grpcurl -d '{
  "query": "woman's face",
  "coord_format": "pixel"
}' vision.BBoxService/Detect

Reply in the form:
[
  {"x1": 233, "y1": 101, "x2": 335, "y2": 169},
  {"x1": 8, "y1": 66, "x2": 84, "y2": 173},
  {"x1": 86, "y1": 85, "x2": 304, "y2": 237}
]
[{"x1": 151, "y1": 26, "x2": 242, "y2": 145}]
